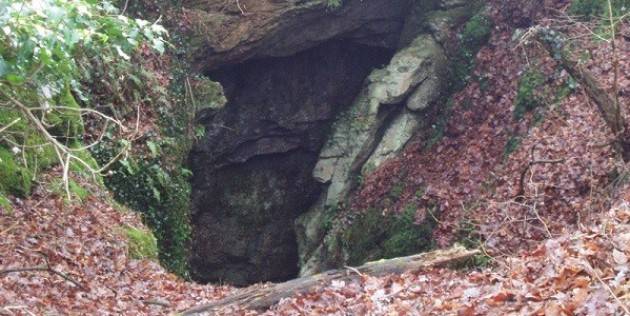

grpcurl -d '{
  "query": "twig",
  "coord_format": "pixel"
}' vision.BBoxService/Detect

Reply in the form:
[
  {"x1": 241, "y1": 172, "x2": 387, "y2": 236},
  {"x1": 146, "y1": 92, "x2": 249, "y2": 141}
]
[
  {"x1": 235, "y1": 0, "x2": 247, "y2": 15},
  {"x1": 0, "y1": 265, "x2": 87, "y2": 291},
  {"x1": 0, "y1": 118, "x2": 21, "y2": 135},
  {"x1": 585, "y1": 260, "x2": 630, "y2": 315},
  {"x1": 0, "y1": 222, "x2": 18, "y2": 236},
  {"x1": 143, "y1": 299, "x2": 171, "y2": 307},
  {"x1": 515, "y1": 145, "x2": 565, "y2": 199},
  {"x1": 344, "y1": 266, "x2": 366, "y2": 278}
]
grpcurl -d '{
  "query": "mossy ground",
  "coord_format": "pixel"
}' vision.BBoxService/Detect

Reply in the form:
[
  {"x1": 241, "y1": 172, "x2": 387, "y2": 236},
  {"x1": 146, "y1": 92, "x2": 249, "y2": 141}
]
[
  {"x1": 451, "y1": 12, "x2": 493, "y2": 90},
  {"x1": 0, "y1": 96, "x2": 83, "y2": 197},
  {"x1": 513, "y1": 70, "x2": 546, "y2": 120},
  {"x1": 342, "y1": 205, "x2": 438, "y2": 266},
  {"x1": 124, "y1": 225, "x2": 159, "y2": 260}
]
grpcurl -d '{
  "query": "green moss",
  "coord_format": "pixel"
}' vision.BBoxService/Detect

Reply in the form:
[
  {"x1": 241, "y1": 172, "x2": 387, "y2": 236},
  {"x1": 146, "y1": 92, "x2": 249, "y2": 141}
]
[
  {"x1": 381, "y1": 204, "x2": 436, "y2": 259},
  {"x1": 189, "y1": 77, "x2": 226, "y2": 111},
  {"x1": 0, "y1": 192, "x2": 13, "y2": 214},
  {"x1": 90, "y1": 57, "x2": 196, "y2": 277},
  {"x1": 46, "y1": 87, "x2": 84, "y2": 143},
  {"x1": 50, "y1": 178, "x2": 90, "y2": 202},
  {"x1": 342, "y1": 205, "x2": 437, "y2": 266},
  {"x1": 513, "y1": 70, "x2": 546, "y2": 120},
  {"x1": 452, "y1": 12, "x2": 493, "y2": 88},
  {"x1": 389, "y1": 183, "x2": 405, "y2": 200},
  {"x1": 124, "y1": 225, "x2": 159, "y2": 260},
  {"x1": 0, "y1": 147, "x2": 33, "y2": 196}
]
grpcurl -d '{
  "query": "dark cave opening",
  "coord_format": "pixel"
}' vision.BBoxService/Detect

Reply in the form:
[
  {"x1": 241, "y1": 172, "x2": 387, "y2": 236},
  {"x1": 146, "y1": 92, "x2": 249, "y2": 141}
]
[{"x1": 188, "y1": 40, "x2": 394, "y2": 286}]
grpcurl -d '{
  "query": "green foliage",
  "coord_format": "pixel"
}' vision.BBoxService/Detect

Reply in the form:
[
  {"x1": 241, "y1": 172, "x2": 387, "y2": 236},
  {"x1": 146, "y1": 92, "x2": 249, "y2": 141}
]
[
  {"x1": 326, "y1": 0, "x2": 343, "y2": 8},
  {"x1": 50, "y1": 178, "x2": 90, "y2": 202},
  {"x1": 452, "y1": 13, "x2": 493, "y2": 88},
  {"x1": 0, "y1": 0, "x2": 167, "y2": 199},
  {"x1": 91, "y1": 137, "x2": 191, "y2": 276},
  {"x1": 124, "y1": 225, "x2": 159, "y2": 260},
  {"x1": 0, "y1": 0, "x2": 186, "y2": 276},
  {"x1": 0, "y1": 0, "x2": 167, "y2": 105},
  {"x1": 569, "y1": 0, "x2": 629, "y2": 18},
  {"x1": 0, "y1": 192, "x2": 12, "y2": 213},
  {"x1": 342, "y1": 205, "x2": 437, "y2": 266},
  {"x1": 513, "y1": 70, "x2": 546, "y2": 120}
]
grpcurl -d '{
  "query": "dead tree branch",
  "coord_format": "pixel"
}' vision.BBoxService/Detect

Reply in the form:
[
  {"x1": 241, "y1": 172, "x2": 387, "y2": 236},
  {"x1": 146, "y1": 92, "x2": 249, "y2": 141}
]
[
  {"x1": 0, "y1": 265, "x2": 86, "y2": 291},
  {"x1": 181, "y1": 245, "x2": 479, "y2": 315},
  {"x1": 515, "y1": 145, "x2": 565, "y2": 199},
  {"x1": 528, "y1": 26, "x2": 630, "y2": 160}
]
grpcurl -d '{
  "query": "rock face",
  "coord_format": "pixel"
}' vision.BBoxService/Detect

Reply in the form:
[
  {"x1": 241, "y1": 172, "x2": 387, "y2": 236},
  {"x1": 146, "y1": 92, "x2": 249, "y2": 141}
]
[
  {"x1": 296, "y1": 34, "x2": 450, "y2": 275},
  {"x1": 189, "y1": 41, "x2": 393, "y2": 285},
  {"x1": 188, "y1": 0, "x2": 485, "y2": 285},
  {"x1": 184, "y1": 0, "x2": 411, "y2": 70}
]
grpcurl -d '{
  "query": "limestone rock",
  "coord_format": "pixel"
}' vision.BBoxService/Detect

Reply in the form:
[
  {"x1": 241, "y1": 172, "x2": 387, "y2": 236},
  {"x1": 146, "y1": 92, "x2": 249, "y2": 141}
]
[
  {"x1": 299, "y1": 34, "x2": 449, "y2": 275},
  {"x1": 313, "y1": 34, "x2": 445, "y2": 207},
  {"x1": 362, "y1": 109, "x2": 424, "y2": 175},
  {"x1": 184, "y1": 0, "x2": 410, "y2": 70}
]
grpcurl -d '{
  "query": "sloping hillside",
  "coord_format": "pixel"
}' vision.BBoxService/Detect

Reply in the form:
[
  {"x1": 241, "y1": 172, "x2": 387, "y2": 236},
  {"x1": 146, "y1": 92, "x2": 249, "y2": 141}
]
[{"x1": 1, "y1": 0, "x2": 629, "y2": 315}]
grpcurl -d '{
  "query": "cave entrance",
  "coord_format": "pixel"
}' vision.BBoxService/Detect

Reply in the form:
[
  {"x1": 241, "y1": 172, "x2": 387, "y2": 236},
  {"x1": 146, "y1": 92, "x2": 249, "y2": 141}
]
[{"x1": 188, "y1": 40, "x2": 394, "y2": 286}]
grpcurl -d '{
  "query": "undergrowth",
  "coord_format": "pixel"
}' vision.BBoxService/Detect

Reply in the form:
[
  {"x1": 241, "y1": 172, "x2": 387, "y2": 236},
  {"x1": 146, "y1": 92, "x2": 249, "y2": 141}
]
[
  {"x1": 569, "y1": 0, "x2": 629, "y2": 19},
  {"x1": 452, "y1": 12, "x2": 493, "y2": 89}
]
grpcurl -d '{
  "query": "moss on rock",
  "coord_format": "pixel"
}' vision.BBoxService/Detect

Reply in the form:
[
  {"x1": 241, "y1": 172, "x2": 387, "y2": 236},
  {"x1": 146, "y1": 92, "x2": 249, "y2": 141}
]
[
  {"x1": 124, "y1": 225, "x2": 159, "y2": 260},
  {"x1": 342, "y1": 205, "x2": 438, "y2": 266},
  {"x1": 451, "y1": 12, "x2": 493, "y2": 89},
  {"x1": 513, "y1": 70, "x2": 546, "y2": 120},
  {"x1": 0, "y1": 147, "x2": 32, "y2": 196}
]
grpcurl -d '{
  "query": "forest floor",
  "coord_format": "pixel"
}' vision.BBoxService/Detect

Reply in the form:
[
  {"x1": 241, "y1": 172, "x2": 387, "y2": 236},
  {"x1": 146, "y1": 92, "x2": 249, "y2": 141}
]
[{"x1": 1, "y1": 1, "x2": 630, "y2": 315}]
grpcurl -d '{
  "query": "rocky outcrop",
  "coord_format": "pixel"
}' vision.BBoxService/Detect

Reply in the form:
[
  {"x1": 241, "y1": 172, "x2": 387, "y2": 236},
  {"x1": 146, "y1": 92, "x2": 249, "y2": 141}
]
[
  {"x1": 189, "y1": 41, "x2": 393, "y2": 285},
  {"x1": 184, "y1": 0, "x2": 411, "y2": 70},
  {"x1": 296, "y1": 34, "x2": 450, "y2": 275},
  {"x1": 188, "y1": 0, "x2": 486, "y2": 285}
]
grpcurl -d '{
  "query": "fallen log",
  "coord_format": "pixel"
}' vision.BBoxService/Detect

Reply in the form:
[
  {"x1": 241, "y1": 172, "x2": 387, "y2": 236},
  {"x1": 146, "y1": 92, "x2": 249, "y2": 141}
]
[{"x1": 181, "y1": 244, "x2": 479, "y2": 315}]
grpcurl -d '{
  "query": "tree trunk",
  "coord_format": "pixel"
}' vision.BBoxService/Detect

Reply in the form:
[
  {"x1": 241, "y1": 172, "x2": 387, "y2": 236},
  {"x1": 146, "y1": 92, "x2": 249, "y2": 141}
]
[
  {"x1": 534, "y1": 27, "x2": 630, "y2": 161},
  {"x1": 181, "y1": 245, "x2": 479, "y2": 315}
]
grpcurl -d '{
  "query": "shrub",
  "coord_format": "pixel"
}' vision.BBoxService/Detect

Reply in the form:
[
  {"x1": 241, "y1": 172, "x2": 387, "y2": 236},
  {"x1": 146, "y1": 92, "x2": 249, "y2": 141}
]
[{"x1": 0, "y1": 0, "x2": 167, "y2": 197}]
